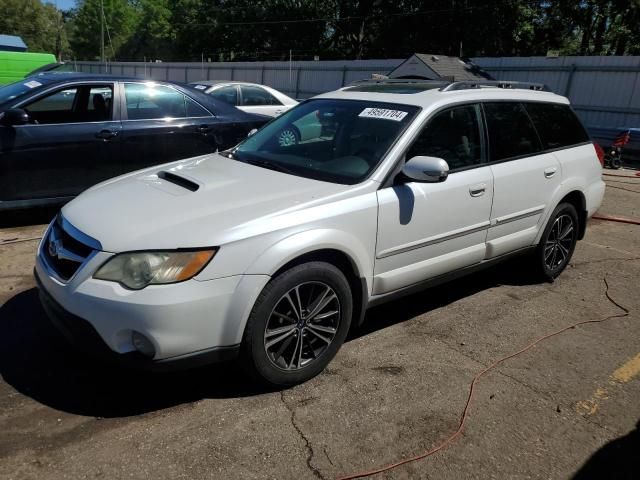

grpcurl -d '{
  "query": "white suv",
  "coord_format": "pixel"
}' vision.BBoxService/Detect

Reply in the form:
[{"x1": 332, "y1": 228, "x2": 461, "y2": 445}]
[{"x1": 35, "y1": 80, "x2": 605, "y2": 385}]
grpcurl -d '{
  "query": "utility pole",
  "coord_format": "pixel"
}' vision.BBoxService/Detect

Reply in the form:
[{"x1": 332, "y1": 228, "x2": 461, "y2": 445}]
[{"x1": 100, "y1": 0, "x2": 105, "y2": 66}]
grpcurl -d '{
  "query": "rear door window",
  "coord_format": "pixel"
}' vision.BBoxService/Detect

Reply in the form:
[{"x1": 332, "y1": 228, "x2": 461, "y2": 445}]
[
  {"x1": 483, "y1": 102, "x2": 543, "y2": 162},
  {"x1": 240, "y1": 85, "x2": 282, "y2": 106},
  {"x1": 185, "y1": 96, "x2": 211, "y2": 117},
  {"x1": 209, "y1": 85, "x2": 238, "y2": 106},
  {"x1": 524, "y1": 103, "x2": 589, "y2": 150},
  {"x1": 124, "y1": 83, "x2": 188, "y2": 120}
]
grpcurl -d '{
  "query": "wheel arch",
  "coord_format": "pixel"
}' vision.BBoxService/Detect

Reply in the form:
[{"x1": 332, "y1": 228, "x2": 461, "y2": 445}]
[
  {"x1": 536, "y1": 186, "x2": 588, "y2": 244},
  {"x1": 558, "y1": 190, "x2": 587, "y2": 239},
  {"x1": 245, "y1": 228, "x2": 373, "y2": 328},
  {"x1": 271, "y1": 248, "x2": 368, "y2": 328}
]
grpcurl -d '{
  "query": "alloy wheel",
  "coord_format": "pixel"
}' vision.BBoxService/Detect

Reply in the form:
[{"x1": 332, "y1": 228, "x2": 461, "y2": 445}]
[
  {"x1": 544, "y1": 213, "x2": 575, "y2": 271},
  {"x1": 278, "y1": 129, "x2": 298, "y2": 147},
  {"x1": 263, "y1": 281, "x2": 341, "y2": 371}
]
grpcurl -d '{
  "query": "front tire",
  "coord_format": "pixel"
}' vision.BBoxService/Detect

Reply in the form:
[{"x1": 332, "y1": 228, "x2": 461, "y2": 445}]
[
  {"x1": 534, "y1": 202, "x2": 579, "y2": 280},
  {"x1": 241, "y1": 262, "x2": 353, "y2": 386}
]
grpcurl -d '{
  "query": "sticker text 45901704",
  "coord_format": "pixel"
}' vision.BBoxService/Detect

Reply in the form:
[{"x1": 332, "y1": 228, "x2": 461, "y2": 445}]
[{"x1": 358, "y1": 108, "x2": 408, "y2": 122}]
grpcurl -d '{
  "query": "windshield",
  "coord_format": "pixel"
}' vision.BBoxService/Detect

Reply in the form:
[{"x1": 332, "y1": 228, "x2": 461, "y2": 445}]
[
  {"x1": 229, "y1": 99, "x2": 419, "y2": 184},
  {"x1": 0, "y1": 79, "x2": 46, "y2": 105}
]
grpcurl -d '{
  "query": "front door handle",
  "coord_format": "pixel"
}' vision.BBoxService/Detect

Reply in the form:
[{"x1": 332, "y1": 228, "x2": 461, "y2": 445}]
[
  {"x1": 469, "y1": 183, "x2": 486, "y2": 197},
  {"x1": 544, "y1": 167, "x2": 558, "y2": 178},
  {"x1": 95, "y1": 129, "x2": 118, "y2": 140},
  {"x1": 196, "y1": 124, "x2": 212, "y2": 133}
]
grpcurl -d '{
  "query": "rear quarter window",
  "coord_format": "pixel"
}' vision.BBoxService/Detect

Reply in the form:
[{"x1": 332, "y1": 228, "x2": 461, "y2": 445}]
[{"x1": 524, "y1": 103, "x2": 589, "y2": 150}]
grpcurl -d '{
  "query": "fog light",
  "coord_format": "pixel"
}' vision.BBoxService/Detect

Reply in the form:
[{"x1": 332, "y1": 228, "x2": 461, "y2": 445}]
[{"x1": 131, "y1": 331, "x2": 155, "y2": 358}]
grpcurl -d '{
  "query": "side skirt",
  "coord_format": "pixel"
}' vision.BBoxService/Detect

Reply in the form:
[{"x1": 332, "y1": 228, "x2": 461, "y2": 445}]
[{"x1": 366, "y1": 246, "x2": 536, "y2": 309}]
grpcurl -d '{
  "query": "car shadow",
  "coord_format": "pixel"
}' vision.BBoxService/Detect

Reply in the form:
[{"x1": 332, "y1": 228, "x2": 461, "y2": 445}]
[
  {"x1": 0, "y1": 288, "x2": 272, "y2": 418},
  {"x1": 571, "y1": 420, "x2": 640, "y2": 480},
  {"x1": 0, "y1": 206, "x2": 60, "y2": 228},
  {"x1": 0, "y1": 256, "x2": 543, "y2": 418},
  {"x1": 352, "y1": 254, "x2": 543, "y2": 340}
]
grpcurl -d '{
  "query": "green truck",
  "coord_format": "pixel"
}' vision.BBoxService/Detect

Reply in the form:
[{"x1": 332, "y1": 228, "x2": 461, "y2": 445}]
[{"x1": 0, "y1": 51, "x2": 57, "y2": 85}]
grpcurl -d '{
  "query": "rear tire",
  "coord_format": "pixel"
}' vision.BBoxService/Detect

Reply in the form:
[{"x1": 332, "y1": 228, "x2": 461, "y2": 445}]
[
  {"x1": 533, "y1": 202, "x2": 579, "y2": 280},
  {"x1": 241, "y1": 262, "x2": 352, "y2": 386},
  {"x1": 610, "y1": 157, "x2": 622, "y2": 169}
]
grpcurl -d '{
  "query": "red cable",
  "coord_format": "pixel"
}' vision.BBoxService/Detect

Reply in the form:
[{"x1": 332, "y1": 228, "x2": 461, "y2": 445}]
[
  {"x1": 336, "y1": 278, "x2": 630, "y2": 480},
  {"x1": 603, "y1": 172, "x2": 640, "y2": 178},
  {"x1": 592, "y1": 214, "x2": 640, "y2": 225}
]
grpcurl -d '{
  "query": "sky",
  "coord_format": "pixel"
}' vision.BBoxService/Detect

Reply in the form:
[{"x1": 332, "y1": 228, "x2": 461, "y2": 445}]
[{"x1": 41, "y1": 0, "x2": 76, "y2": 11}]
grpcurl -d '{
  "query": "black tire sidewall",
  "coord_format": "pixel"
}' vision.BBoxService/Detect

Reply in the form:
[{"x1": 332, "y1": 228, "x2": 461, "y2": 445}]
[
  {"x1": 242, "y1": 262, "x2": 353, "y2": 386},
  {"x1": 537, "y1": 202, "x2": 579, "y2": 279}
]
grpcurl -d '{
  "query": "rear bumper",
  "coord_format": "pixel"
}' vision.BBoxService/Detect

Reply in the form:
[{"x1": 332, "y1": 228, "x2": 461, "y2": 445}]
[{"x1": 35, "y1": 269, "x2": 240, "y2": 371}]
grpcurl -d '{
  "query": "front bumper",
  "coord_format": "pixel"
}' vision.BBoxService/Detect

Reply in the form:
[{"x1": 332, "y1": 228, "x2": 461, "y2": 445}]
[
  {"x1": 35, "y1": 249, "x2": 270, "y2": 367},
  {"x1": 36, "y1": 270, "x2": 240, "y2": 370}
]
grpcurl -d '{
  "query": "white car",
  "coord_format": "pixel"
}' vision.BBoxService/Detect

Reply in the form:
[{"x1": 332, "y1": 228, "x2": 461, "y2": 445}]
[
  {"x1": 36, "y1": 80, "x2": 605, "y2": 385},
  {"x1": 189, "y1": 80, "x2": 297, "y2": 117}
]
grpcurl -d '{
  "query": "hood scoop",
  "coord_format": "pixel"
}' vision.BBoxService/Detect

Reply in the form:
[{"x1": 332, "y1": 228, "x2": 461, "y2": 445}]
[{"x1": 157, "y1": 171, "x2": 200, "y2": 192}]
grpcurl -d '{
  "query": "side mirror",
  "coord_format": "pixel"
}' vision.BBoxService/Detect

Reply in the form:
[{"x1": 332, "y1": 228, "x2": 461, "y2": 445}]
[
  {"x1": 0, "y1": 108, "x2": 29, "y2": 126},
  {"x1": 402, "y1": 156, "x2": 450, "y2": 183},
  {"x1": 247, "y1": 128, "x2": 258, "y2": 137}
]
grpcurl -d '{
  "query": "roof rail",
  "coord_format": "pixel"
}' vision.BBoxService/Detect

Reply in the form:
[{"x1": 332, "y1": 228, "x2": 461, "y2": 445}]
[
  {"x1": 440, "y1": 80, "x2": 549, "y2": 92},
  {"x1": 348, "y1": 78, "x2": 448, "y2": 86}
]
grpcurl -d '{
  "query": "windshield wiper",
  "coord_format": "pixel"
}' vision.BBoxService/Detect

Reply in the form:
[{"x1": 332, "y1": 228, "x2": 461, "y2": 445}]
[{"x1": 241, "y1": 157, "x2": 297, "y2": 176}]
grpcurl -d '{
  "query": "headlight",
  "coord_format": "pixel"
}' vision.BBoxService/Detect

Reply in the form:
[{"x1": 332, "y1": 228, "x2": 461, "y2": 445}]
[{"x1": 94, "y1": 249, "x2": 216, "y2": 290}]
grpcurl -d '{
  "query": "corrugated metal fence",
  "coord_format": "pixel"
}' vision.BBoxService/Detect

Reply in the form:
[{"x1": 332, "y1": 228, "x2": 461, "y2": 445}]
[
  {"x1": 75, "y1": 56, "x2": 640, "y2": 130},
  {"x1": 473, "y1": 56, "x2": 640, "y2": 129},
  {"x1": 73, "y1": 59, "x2": 403, "y2": 100}
]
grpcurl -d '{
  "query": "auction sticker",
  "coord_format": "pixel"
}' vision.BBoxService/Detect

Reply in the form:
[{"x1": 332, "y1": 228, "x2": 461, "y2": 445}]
[
  {"x1": 24, "y1": 80, "x2": 42, "y2": 89},
  {"x1": 193, "y1": 85, "x2": 207, "y2": 90},
  {"x1": 359, "y1": 108, "x2": 408, "y2": 121}
]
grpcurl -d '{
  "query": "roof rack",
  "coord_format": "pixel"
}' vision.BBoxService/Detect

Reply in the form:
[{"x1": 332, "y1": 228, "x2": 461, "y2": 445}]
[
  {"x1": 348, "y1": 78, "x2": 448, "y2": 86},
  {"x1": 440, "y1": 80, "x2": 549, "y2": 92}
]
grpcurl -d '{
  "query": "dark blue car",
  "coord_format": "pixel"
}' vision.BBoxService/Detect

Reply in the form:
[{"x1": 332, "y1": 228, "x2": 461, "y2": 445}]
[{"x1": 0, "y1": 73, "x2": 268, "y2": 210}]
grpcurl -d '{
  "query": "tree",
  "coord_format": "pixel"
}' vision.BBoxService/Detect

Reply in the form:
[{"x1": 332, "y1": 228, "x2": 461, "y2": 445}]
[
  {"x1": 68, "y1": 0, "x2": 139, "y2": 61},
  {"x1": 0, "y1": 0, "x2": 69, "y2": 58}
]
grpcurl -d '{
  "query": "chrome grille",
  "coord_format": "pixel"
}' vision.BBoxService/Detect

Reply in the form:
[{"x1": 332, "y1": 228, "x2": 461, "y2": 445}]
[{"x1": 43, "y1": 217, "x2": 94, "y2": 281}]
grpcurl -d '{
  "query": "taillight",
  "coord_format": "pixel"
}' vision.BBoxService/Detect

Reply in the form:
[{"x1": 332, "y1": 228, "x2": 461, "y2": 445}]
[{"x1": 593, "y1": 142, "x2": 605, "y2": 167}]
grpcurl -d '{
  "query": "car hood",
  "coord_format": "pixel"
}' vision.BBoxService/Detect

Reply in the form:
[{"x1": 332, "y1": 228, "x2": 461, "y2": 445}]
[{"x1": 62, "y1": 154, "x2": 349, "y2": 252}]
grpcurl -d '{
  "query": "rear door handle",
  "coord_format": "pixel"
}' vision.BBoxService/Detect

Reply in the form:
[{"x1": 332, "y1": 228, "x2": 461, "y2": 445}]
[
  {"x1": 469, "y1": 184, "x2": 486, "y2": 197},
  {"x1": 95, "y1": 129, "x2": 118, "y2": 140},
  {"x1": 544, "y1": 167, "x2": 558, "y2": 178},
  {"x1": 196, "y1": 124, "x2": 212, "y2": 133}
]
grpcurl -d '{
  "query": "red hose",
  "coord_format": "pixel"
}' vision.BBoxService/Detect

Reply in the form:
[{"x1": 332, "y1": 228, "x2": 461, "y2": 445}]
[
  {"x1": 603, "y1": 172, "x2": 640, "y2": 178},
  {"x1": 592, "y1": 214, "x2": 640, "y2": 225},
  {"x1": 336, "y1": 278, "x2": 630, "y2": 480}
]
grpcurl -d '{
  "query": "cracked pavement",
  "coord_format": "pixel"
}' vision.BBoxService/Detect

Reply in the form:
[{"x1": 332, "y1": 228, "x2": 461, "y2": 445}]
[{"x1": 1, "y1": 177, "x2": 639, "y2": 480}]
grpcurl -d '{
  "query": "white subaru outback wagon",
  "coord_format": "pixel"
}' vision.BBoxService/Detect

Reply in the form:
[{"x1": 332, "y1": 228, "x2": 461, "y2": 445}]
[{"x1": 35, "y1": 80, "x2": 605, "y2": 385}]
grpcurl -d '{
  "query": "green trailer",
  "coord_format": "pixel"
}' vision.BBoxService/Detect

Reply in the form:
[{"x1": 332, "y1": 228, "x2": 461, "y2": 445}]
[{"x1": 0, "y1": 51, "x2": 57, "y2": 85}]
